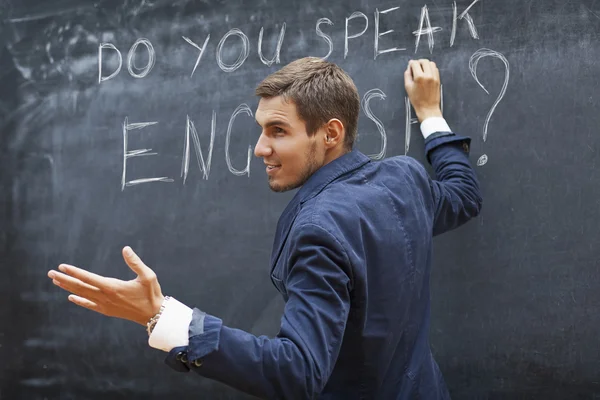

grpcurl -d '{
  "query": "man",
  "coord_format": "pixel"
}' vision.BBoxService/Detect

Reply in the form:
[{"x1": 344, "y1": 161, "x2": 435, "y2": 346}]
[{"x1": 48, "y1": 57, "x2": 482, "y2": 399}]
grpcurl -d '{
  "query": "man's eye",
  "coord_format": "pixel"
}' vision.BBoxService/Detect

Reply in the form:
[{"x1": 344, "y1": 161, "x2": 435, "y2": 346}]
[{"x1": 273, "y1": 127, "x2": 285, "y2": 134}]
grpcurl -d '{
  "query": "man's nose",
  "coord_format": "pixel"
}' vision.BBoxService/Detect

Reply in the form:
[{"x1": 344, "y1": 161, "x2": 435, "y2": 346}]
[{"x1": 254, "y1": 133, "x2": 272, "y2": 158}]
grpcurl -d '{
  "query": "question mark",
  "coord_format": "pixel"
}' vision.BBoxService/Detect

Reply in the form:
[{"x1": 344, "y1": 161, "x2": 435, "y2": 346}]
[{"x1": 469, "y1": 48, "x2": 510, "y2": 166}]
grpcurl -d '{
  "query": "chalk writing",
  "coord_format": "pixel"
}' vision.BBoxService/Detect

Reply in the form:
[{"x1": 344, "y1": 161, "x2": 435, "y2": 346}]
[
  {"x1": 405, "y1": 97, "x2": 413, "y2": 155},
  {"x1": 413, "y1": 5, "x2": 442, "y2": 54},
  {"x1": 121, "y1": 118, "x2": 173, "y2": 190},
  {"x1": 98, "y1": 43, "x2": 122, "y2": 83},
  {"x1": 98, "y1": 4, "x2": 484, "y2": 80},
  {"x1": 469, "y1": 48, "x2": 510, "y2": 166},
  {"x1": 99, "y1": 39, "x2": 156, "y2": 82},
  {"x1": 315, "y1": 18, "x2": 334, "y2": 60},
  {"x1": 374, "y1": 7, "x2": 405, "y2": 60},
  {"x1": 181, "y1": 113, "x2": 216, "y2": 183},
  {"x1": 226, "y1": 104, "x2": 254, "y2": 177},
  {"x1": 258, "y1": 23, "x2": 286, "y2": 66},
  {"x1": 345, "y1": 12, "x2": 369, "y2": 59},
  {"x1": 216, "y1": 29, "x2": 250, "y2": 72},
  {"x1": 451, "y1": 0, "x2": 480, "y2": 47},
  {"x1": 126, "y1": 38, "x2": 156, "y2": 79},
  {"x1": 362, "y1": 89, "x2": 388, "y2": 160},
  {"x1": 91, "y1": 2, "x2": 512, "y2": 187},
  {"x1": 182, "y1": 35, "x2": 211, "y2": 77}
]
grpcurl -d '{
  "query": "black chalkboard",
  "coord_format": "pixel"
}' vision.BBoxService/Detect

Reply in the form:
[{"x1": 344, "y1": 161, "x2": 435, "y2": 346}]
[{"x1": 1, "y1": 0, "x2": 599, "y2": 398}]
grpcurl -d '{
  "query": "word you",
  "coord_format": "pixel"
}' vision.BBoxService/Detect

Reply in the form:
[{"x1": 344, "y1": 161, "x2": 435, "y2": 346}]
[{"x1": 99, "y1": 0, "x2": 482, "y2": 82}]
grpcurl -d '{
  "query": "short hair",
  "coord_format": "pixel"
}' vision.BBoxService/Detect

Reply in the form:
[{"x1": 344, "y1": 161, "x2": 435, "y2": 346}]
[{"x1": 255, "y1": 57, "x2": 360, "y2": 150}]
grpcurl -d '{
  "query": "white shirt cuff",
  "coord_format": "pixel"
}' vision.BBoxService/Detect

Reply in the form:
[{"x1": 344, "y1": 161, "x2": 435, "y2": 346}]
[
  {"x1": 420, "y1": 117, "x2": 452, "y2": 139},
  {"x1": 148, "y1": 297, "x2": 193, "y2": 352}
]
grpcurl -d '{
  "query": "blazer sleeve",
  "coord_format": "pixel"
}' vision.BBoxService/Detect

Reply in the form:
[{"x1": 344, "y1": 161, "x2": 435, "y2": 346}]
[
  {"x1": 423, "y1": 131, "x2": 483, "y2": 236},
  {"x1": 163, "y1": 223, "x2": 352, "y2": 400}
]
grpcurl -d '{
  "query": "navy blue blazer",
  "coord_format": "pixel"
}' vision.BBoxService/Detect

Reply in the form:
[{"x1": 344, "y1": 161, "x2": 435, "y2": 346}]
[{"x1": 165, "y1": 131, "x2": 482, "y2": 399}]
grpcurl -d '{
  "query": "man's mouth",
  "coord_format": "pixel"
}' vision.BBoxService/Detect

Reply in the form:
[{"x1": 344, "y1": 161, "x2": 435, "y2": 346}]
[{"x1": 266, "y1": 164, "x2": 281, "y2": 174}]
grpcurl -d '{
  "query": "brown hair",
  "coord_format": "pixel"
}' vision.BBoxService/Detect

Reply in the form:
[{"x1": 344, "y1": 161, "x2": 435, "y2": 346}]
[{"x1": 255, "y1": 57, "x2": 360, "y2": 150}]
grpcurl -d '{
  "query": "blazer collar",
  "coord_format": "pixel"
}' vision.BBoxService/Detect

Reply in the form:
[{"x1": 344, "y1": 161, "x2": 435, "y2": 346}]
[{"x1": 269, "y1": 150, "x2": 371, "y2": 272}]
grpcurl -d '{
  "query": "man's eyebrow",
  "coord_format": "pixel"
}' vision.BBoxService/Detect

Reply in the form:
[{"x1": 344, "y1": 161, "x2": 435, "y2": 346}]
[{"x1": 260, "y1": 120, "x2": 292, "y2": 128}]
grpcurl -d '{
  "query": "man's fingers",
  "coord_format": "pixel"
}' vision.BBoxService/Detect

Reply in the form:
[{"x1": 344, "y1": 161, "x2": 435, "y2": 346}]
[
  {"x1": 68, "y1": 294, "x2": 102, "y2": 313},
  {"x1": 409, "y1": 60, "x2": 424, "y2": 80},
  {"x1": 418, "y1": 59, "x2": 432, "y2": 76},
  {"x1": 122, "y1": 246, "x2": 156, "y2": 281},
  {"x1": 57, "y1": 264, "x2": 108, "y2": 288},
  {"x1": 49, "y1": 270, "x2": 103, "y2": 300}
]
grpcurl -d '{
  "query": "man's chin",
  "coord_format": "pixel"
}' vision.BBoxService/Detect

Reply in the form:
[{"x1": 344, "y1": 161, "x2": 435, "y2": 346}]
[
  {"x1": 268, "y1": 178, "x2": 299, "y2": 193},
  {"x1": 268, "y1": 181, "x2": 291, "y2": 193},
  {"x1": 269, "y1": 185, "x2": 287, "y2": 193}
]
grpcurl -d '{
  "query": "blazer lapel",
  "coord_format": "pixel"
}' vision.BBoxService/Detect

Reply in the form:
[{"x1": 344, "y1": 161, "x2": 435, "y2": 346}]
[
  {"x1": 269, "y1": 150, "x2": 371, "y2": 277},
  {"x1": 270, "y1": 200, "x2": 301, "y2": 277}
]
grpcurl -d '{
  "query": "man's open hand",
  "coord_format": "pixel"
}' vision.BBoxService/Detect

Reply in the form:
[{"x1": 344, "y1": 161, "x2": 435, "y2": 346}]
[
  {"x1": 404, "y1": 59, "x2": 443, "y2": 123},
  {"x1": 47, "y1": 246, "x2": 165, "y2": 326}
]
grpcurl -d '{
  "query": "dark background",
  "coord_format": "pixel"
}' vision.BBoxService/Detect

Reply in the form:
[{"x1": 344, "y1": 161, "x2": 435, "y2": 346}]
[{"x1": 1, "y1": 0, "x2": 599, "y2": 398}]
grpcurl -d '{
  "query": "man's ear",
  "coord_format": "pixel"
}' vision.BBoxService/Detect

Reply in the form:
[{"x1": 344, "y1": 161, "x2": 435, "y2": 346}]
[{"x1": 324, "y1": 119, "x2": 345, "y2": 149}]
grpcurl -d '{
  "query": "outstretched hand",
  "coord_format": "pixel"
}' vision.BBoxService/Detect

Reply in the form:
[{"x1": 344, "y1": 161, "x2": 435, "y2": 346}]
[
  {"x1": 404, "y1": 59, "x2": 443, "y2": 123},
  {"x1": 47, "y1": 246, "x2": 165, "y2": 326}
]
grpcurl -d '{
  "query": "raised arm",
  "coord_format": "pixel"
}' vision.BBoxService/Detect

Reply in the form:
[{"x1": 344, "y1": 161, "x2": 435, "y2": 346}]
[{"x1": 405, "y1": 59, "x2": 483, "y2": 235}]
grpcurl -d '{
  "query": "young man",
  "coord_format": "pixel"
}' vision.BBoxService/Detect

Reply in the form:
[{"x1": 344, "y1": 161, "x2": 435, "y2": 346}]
[{"x1": 48, "y1": 57, "x2": 482, "y2": 399}]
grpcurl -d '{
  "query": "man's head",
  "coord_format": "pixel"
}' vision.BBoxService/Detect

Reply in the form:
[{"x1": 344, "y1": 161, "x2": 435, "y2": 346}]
[{"x1": 254, "y1": 57, "x2": 360, "y2": 192}]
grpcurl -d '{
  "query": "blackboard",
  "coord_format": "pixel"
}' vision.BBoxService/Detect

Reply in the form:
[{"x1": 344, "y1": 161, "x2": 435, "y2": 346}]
[{"x1": 1, "y1": 0, "x2": 599, "y2": 398}]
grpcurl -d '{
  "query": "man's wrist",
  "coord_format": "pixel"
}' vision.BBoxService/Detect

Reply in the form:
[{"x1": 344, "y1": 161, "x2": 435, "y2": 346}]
[
  {"x1": 415, "y1": 108, "x2": 443, "y2": 123},
  {"x1": 136, "y1": 293, "x2": 166, "y2": 326},
  {"x1": 147, "y1": 295, "x2": 170, "y2": 335}
]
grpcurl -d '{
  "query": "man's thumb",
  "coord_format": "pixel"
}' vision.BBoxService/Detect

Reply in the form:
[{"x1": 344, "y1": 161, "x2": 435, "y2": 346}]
[{"x1": 122, "y1": 246, "x2": 154, "y2": 280}]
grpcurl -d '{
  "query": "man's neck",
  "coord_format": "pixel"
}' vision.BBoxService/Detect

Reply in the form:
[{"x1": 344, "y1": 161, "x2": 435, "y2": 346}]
[{"x1": 322, "y1": 147, "x2": 351, "y2": 167}]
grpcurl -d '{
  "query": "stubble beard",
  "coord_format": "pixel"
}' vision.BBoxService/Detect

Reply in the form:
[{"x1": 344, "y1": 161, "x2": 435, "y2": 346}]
[{"x1": 268, "y1": 142, "x2": 320, "y2": 193}]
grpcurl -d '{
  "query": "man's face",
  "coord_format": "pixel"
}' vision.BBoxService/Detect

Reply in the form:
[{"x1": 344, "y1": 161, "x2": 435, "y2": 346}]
[{"x1": 254, "y1": 96, "x2": 325, "y2": 192}]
